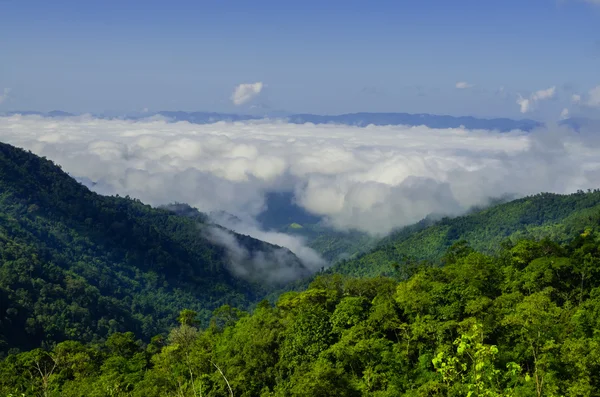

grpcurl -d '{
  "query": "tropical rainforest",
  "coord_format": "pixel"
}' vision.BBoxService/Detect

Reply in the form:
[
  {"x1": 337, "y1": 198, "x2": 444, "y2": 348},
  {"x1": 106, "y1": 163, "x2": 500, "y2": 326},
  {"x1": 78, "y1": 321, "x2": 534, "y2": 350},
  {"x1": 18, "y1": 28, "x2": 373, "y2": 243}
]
[{"x1": 1, "y1": 142, "x2": 600, "y2": 396}]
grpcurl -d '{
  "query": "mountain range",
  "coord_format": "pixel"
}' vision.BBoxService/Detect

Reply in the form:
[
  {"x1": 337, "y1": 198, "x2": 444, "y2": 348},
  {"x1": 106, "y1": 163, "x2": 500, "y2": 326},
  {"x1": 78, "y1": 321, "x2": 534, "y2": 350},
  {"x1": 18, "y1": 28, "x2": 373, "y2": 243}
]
[{"x1": 1, "y1": 110, "x2": 545, "y2": 131}]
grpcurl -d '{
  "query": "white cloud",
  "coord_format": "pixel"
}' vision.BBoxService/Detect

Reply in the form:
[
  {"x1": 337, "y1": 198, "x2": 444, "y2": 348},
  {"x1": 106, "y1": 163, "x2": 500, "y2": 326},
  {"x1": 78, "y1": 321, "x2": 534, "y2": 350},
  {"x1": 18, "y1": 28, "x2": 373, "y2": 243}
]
[
  {"x1": 455, "y1": 81, "x2": 474, "y2": 89},
  {"x1": 532, "y1": 86, "x2": 556, "y2": 101},
  {"x1": 231, "y1": 82, "x2": 264, "y2": 105},
  {"x1": 560, "y1": 108, "x2": 570, "y2": 119},
  {"x1": 1, "y1": 115, "x2": 599, "y2": 237},
  {"x1": 516, "y1": 86, "x2": 556, "y2": 113},
  {"x1": 0, "y1": 88, "x2": 11, "y2": 104},
  {"x1": 587, "y1": 86, "x2": 600, "y2": 107},
  {"x1": 516, "y1": 96, "x2": 531, "y2": 113},
  {"x1": 209, "y1": 212, "x2": 326, "y2": 275},
  {"x1": 571, "y1": 86, "x2": 600, "y2": 108},
  {"x1": 203, "y1": 225, "x2": 314, "y2": 284}
]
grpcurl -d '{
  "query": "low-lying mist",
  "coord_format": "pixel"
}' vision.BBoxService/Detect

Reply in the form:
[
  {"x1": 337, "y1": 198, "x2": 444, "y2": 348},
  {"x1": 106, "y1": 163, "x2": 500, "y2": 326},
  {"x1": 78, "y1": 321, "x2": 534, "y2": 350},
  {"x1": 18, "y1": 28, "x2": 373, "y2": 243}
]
[{"x1": 203, "y1": 225, "x2": 314, "y2": 285}]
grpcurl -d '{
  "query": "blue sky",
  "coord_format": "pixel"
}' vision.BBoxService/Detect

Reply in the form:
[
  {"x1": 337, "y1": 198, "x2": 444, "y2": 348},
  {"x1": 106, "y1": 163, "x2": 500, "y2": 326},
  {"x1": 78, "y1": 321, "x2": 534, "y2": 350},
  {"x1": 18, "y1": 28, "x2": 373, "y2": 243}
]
[{"x1": 1, "y1": 0, "x2": 599, "y2": 118}]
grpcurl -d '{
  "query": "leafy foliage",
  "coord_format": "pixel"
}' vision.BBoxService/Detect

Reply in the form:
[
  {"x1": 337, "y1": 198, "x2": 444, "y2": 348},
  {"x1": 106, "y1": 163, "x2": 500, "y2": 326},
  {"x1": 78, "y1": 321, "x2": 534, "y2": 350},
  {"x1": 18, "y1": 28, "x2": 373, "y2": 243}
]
[{"x1": 2, "y1": 226, "x2": 600, "y2": 396}]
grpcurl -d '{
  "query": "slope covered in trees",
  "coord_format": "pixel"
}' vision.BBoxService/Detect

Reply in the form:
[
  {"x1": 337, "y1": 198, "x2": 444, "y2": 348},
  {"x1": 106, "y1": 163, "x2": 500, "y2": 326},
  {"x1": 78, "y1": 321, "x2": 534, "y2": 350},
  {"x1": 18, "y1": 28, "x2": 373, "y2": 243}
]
[
  {"x1": 0, "y1": 142, "x2": 307, "y2": 353},
  {"x1": 1, "y1": 230, "x2": 599, "y2": 396},
  {"x1": 332, "y1": 190, "x2": 600, "y2": 277}
]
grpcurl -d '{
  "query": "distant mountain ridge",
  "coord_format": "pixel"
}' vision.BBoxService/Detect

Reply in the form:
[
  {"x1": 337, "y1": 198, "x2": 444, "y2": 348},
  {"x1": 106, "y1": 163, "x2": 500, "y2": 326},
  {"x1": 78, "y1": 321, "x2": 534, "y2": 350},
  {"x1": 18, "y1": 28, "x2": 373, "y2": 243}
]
[
  {"x1": 331, "y1": 189, "x2": 600, "y2": 278},
  {"x1": 284, "y1": 112, "x2": 542, "y2": 131},
  {"x1": 1, "y1": 110, "x2": 544, "y2": 131}
]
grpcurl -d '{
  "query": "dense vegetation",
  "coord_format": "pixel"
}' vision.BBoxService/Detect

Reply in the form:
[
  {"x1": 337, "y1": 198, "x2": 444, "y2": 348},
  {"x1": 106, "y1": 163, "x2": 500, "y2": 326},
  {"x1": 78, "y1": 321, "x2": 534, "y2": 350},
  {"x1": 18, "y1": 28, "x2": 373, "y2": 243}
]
[
  {"x1": 2, "y1": 230, "x2": 600, "y2": 396},
  {"x1": 286, "y1": 223, "x2": 377, "y2": 263},
  {"x1": 0, "y1": 142, "x2": 304, "y2": 353},
  {"x1": 333, "y1": 190, "x2": 600, "y2": 277}
]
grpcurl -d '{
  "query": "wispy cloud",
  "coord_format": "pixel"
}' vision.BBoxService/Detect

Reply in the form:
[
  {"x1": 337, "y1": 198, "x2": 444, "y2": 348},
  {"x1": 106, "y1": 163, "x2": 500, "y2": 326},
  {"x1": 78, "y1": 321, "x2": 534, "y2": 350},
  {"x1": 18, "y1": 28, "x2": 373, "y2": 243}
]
[
  {"x1": 455, "y1": 81, "x2": 474, "y2": 89},
  {"x1": 209, "y1": 211, "x2": 326, "y2": 276},
  {"x1": 516, "y1": 86, "x2": 556, "y2": 113},
  {"x1": 231, "y1": 82, "x2": 264, "y2": 105},
  {"x1": 0, "y1": 88, "x2": 11, "y2": 104},
  {"x1": 203, "y1": 225, "x2": 313, "y2": 284},
  {"x1": 588, "y1": 86, "x2": 600, "y2": 107}
]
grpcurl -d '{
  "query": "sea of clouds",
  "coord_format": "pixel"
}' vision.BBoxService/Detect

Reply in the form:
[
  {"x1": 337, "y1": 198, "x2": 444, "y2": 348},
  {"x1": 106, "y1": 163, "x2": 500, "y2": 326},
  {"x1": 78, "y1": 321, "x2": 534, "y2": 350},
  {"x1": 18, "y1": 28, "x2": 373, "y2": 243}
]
[{"x1": 1, "y1": 114, "x2": 599, "y2": 239}]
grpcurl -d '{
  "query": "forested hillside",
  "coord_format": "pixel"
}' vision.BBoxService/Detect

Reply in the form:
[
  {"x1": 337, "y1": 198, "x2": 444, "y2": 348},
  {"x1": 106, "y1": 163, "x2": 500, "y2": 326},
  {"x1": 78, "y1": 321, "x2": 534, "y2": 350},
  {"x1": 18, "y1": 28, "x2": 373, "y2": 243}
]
[
  {"x1": 1, "y1": 230, "x2": 599, "y2": 396},
  {"x1": 0, "y1": 142, "x2": 306, "y2": 353},
  {"x1": 333, "y1": 190, "x2": 600, "y2": 277}
]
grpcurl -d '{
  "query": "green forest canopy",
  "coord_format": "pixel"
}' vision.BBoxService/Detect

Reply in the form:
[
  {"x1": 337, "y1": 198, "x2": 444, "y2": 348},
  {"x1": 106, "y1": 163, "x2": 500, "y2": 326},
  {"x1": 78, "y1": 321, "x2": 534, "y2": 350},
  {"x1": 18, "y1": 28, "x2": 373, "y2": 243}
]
[{"x1": 2, "y1": 232, "x2": 600, "y2": 396}]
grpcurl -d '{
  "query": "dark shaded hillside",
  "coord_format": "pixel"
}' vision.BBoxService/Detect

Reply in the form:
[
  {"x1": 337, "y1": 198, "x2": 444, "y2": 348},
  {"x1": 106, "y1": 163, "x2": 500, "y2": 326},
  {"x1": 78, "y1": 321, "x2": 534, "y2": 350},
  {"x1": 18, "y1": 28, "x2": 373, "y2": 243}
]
[
  {"x1": 332, "y1": 190, "x2": 600, "y2": 277},
  {"x1": 0, "y1": 142, "x2": 305, "y2": 353}
]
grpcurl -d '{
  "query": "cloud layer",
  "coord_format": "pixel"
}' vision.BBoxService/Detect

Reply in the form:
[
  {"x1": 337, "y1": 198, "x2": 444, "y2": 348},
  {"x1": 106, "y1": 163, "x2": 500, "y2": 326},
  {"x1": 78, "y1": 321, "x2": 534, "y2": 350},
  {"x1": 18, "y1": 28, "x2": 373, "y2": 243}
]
[{"x1": 1, "y1": 115, "x2": 599, "y2": 237}]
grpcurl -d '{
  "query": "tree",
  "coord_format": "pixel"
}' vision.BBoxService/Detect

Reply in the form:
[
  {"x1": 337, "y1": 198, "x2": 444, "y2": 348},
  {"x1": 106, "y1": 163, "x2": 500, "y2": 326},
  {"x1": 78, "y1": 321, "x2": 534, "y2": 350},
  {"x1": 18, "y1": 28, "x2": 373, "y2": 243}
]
[
  {"x1": 178, "y1": 309, "x2": 200, "y2": 327},
  {"x1": 432, "y1": 323, "x2": 523, "y2": 396},
  {"x1": 502, "y1": 290, "x2": 562, "y2": 397}
]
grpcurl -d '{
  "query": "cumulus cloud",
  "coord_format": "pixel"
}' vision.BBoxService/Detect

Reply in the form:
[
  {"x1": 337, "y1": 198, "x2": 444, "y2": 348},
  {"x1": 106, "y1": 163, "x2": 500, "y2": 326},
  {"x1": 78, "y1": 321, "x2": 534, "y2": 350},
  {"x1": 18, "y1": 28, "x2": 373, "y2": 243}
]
[
  {"x1": 582, "y1": 86, "x2": 600, "y2": 108},
  {"x1": 516, "y1": 97, "x2": 531, "y2": 113},
  {"x1": 455, "y1": 81, "x2": 474, "y2": 89},
  {"x1": 560, "y1": 108, "x2": 570, "y2": 119},
  {"x1": 231, "y1": 82, "x2": 264, "y2": 105},
  {"x1": 589, "y1": 86, "x2": 600, "y2": 107},
  {"x1": 1, "y1": 115, "x2": 599, "y2": 237},
  {"x1": 517, "y1": 86, "x2": 556, "y2": 113},
  {"x1": 571, "y1": 86, "x2": 600, "y2": 108},
  {"x1": 0, "y1": 88, "x2": 11, "y2": 104}
]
